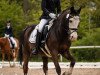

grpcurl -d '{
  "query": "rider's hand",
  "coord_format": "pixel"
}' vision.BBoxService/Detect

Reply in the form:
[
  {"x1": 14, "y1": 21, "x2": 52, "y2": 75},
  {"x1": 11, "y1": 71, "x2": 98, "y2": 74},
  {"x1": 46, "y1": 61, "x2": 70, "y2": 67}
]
[
  {"x1": 49, "y1": 13, "x2": 56, "y2": 19},
  {"x1": 5, "y1": 34, "x2": 9, "y2": 37},
  {"x1": 57, "y1": 14, "x2": 60, "y2": 17}
]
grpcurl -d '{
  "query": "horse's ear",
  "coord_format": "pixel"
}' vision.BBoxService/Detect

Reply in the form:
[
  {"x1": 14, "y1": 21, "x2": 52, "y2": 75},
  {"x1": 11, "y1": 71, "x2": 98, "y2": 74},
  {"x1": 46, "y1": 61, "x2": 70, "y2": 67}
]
[
  {"x1": 70, "y1": 6, "x2": 74, "y2": 11},
  {"x1": 77, "y1": 7, "x2": 81, "y2": 14},
  {"x1": 70, "y1": 6, "x2": 75, "y2": 13}
]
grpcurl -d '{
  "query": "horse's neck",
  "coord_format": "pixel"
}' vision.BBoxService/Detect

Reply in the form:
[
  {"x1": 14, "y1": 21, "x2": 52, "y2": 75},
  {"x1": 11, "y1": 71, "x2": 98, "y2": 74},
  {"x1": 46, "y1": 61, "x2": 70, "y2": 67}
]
[
  {"x1": 49, "y1": 18, "x2": 69, "y2": 43},
  {"x1": 55, "y1": 16, "x2": 68, "y2": 34}
]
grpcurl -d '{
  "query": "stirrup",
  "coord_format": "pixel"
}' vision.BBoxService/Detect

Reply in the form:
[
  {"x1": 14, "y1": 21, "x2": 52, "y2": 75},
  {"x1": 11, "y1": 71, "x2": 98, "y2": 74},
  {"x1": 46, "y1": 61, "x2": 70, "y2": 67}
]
[
  {"x1": 41, "y1": 40, "x2": 46, "y2": 48},
  {"x1": 41, "y1": 40, "x2": 45, "y2": 43},
  {"x1": 32, "y1": 48, "x2": 38, "y2": 55}
]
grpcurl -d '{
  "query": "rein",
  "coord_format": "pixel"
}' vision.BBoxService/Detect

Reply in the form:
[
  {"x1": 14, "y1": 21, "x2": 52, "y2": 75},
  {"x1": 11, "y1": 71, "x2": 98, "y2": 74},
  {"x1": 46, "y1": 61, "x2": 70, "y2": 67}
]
[{"x1": 64, "y1": 27, "x2": 78, "y2": 35}]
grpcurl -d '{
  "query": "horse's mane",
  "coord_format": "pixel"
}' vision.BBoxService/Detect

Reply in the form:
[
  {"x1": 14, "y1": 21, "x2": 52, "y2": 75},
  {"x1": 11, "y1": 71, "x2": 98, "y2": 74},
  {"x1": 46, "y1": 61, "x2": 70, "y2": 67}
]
[
  {"x1": 52, "y1": 8, "x2": 70, "y2": 28},
  {"x1": 48, "y1": 8, "x2": 71, "y2": 43},
  {"x1": 52, "y1": 8, "x2": 70, "y2": 30}
]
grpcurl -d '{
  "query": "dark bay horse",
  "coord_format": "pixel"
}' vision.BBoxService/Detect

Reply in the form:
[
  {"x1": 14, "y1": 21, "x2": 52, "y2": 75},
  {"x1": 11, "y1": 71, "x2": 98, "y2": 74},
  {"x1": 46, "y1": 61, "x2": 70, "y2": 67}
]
[
  {"x1": 19, "y1": 7, "x2": 81, "y2": 75},
  {"x1": 0, "y1": 37, "x2": 19, "y2": 67}
]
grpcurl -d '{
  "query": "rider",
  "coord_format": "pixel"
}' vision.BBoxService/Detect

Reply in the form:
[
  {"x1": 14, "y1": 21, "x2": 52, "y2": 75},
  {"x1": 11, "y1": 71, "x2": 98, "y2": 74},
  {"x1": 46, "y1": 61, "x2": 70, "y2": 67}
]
[
  {"x1": 29, "y1": 0, "x2": 61, "y2": 54},
  {"x1": 4, "y1": 20, "x2": 15, "y2": 49}
]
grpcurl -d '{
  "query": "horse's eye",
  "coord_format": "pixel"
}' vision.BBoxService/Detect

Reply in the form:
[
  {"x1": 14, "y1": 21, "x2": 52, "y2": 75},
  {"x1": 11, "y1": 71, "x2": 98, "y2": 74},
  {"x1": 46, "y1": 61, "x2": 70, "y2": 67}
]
[{"x1": 69, "y1": 20, "x2": 72, "y2": 23}]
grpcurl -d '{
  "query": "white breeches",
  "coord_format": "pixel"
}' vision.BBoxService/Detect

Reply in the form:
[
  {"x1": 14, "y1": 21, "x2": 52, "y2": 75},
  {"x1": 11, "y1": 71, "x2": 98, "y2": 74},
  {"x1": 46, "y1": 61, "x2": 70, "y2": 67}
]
[
  {"x1": 10, "y1": 37, "x2": 17, "y2": 47},
  {"x1": 29, "y1": 19, "x2": 49, "y2": 43}
]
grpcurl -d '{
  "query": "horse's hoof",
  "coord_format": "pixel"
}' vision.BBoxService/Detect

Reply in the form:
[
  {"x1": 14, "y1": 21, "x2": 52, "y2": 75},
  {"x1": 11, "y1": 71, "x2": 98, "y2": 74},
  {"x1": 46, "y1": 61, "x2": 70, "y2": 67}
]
[
  {"x1": 11, "y1": 65, "x2": 15, "y2": 67},
  {"x1": 10, "y1": 64, "x2": 14, "y2": 67},
  {"x1": 19, "y1": 65, "x2": 23, "y2": 69},
  {"x1": 62, "y1": 71, "x2": 71, "y2": 75}
]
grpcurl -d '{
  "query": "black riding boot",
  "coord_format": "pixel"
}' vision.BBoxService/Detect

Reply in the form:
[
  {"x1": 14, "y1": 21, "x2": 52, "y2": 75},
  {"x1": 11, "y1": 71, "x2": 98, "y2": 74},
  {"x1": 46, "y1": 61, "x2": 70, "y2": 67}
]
[
  {"x1": 32, "y1": 31, "x2": 42, "y2": 55},
  {"x1": 41, "y1": 26, "x2": 48, "y2": 47},
  {"x1": 12, "y1": 43, "x2": 15, "y2": 49},
  {"x1": 9, "y1": 37, "x2": 14, "y2": 49}
]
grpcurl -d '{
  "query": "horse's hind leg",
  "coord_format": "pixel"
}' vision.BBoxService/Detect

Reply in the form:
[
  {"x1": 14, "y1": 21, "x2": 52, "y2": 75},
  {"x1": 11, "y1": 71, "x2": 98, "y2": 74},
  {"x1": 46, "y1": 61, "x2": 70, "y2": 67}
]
[
  {"x1": 61, "y1": 50, "x2": 75, "y2": 75},
  {"x1": 42, "y1": 56, "x2": 48, "y2": 75},
  {"x1": 2, "y1": 53, "x2": 5, "y2": 67},
  {"x1": 23, "y1": 49, "x2": 30, "y2": 75}
]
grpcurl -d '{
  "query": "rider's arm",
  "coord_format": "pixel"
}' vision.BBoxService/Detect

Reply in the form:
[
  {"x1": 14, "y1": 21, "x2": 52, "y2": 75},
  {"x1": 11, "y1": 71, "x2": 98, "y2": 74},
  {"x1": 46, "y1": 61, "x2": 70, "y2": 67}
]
[
  {"x1": 56, "y1": 0, "x2": 61, "y2": 14},
  {"x1": 41, "y1": 0, "x2": 50, "y2": 15},
  {"x1": 4, "y1": 27, "x2": 7, "y2": 34}
]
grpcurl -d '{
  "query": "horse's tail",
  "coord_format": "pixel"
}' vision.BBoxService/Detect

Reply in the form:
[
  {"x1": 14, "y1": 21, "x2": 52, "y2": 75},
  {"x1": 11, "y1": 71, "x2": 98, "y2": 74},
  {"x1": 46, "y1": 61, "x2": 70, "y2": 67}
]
[
  {"x1": 19, "y1": 28, "x2": 25, "y2": 65},
  {"x1": 19, "y1": 42, "x2": 23, "y2": 65},
  {"x1": 19, "y1": 25, "x2": 36, "y2": 65}
]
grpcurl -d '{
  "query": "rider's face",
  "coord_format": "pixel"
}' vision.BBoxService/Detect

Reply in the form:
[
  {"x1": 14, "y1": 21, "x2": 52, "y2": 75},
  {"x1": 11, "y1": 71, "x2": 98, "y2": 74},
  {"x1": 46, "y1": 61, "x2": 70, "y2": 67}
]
[
  {"x1": 7, "y1": 23, "x2": 10, "y2": 26},
  {"x1": 7, "y1": 23, "x2": 11, "y2": 28}
]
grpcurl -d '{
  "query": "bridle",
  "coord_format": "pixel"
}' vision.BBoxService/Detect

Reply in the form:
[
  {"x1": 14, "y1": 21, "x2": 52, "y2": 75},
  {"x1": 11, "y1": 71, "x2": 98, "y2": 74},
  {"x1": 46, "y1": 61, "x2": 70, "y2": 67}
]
[
  {"x1": 68, "y1": 28, "x2": 78, "y2": 34},
  {"x1": 65, "y1": 13, "x2": 79, "y2": 35}
]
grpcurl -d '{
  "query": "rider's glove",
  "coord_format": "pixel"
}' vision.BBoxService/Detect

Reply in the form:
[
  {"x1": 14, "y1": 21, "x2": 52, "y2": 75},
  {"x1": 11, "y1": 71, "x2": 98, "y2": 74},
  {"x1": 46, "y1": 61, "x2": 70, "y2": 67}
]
[
  {"x1": 5, "y1": 34, "x2": 9, "y2": 37},
  {"x1": 57, "y1": 14, "x2": 60, "y2": 17},
  {"x1": 49, "y1": 13, "x2": 56, "y2": 19}
]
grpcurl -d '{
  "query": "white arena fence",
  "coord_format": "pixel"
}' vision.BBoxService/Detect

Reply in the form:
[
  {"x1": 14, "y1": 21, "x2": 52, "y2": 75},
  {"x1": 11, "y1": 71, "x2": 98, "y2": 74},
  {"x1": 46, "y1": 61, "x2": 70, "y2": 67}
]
[
  {"x1": 59, "y1": 46, "x2": 100, "y2": 62},
  {"x1": 0, "y1": 62, "x2": 100, "y2": 69},
  {"x1": 70, "y1": 46, "x2": 100, "y2": 49},
  {"x1": 0, "y1": 46, "x2": 100, "y2": 69}
]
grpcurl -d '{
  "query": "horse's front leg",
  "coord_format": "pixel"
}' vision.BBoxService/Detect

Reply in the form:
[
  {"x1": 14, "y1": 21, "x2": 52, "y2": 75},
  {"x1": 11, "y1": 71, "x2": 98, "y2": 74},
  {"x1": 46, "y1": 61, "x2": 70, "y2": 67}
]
[
  {"x1": 61, "y1": 50, "x2": 75, "y2": 75},
  {"x1": 12, "y1": 49, "x2": 16, "y2": 67},
  {"x1": 8, "y1": 52, "x2": 11, "y2": 67},
  {"x1": 52, "y1": 50, "x2": 61, "y2": 75},
  {"x1": 42, "y1": 56, "x2": 48, "y2": 75}
]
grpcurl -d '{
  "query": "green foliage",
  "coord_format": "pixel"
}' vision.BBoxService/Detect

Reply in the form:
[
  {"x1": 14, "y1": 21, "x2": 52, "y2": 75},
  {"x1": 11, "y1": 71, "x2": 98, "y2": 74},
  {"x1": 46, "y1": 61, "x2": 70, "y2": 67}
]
[
  {"x1": 73, "y1": 28, "x2": 100, "y2": 46},
  {"x1": 71, "y1": 49, "x2": 100, "y2": 62},
  {"x1": 92, "y1": 9, "x2": 100, "y2": 27},
  {"x1": 0, "y1": 0, "x2": 25, "y2": 37}
]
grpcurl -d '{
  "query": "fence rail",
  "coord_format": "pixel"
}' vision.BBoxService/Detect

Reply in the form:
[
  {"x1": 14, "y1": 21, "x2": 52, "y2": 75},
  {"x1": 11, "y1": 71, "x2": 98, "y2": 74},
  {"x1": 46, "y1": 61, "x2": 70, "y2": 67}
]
[
  {"x1": 70, "y1": 46, "x2": 100, "y2": 49},
  {"x1": 0, "y1": 62, "x2": 100, "y2": 69},
  {"x1": 59, "y1": 46, "x2": 100, "y2": 62}
]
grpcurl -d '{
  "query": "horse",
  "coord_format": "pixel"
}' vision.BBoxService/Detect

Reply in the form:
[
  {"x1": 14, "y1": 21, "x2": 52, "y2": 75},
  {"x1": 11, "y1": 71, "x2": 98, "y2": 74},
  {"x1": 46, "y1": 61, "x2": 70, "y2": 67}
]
[
  {"x1": 0, "y1": 37, "x2": 19, "y2": 67},
  {"x1": 19, "y1": 6, "x2": 81, "y2": 75}
]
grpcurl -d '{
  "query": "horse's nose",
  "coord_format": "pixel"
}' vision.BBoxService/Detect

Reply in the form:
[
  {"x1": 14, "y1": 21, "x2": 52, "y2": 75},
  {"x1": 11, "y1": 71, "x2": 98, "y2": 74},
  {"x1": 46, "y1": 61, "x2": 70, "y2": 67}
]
[{"x1": 70, "y1": 32, "x2": 78, "y2": 41}]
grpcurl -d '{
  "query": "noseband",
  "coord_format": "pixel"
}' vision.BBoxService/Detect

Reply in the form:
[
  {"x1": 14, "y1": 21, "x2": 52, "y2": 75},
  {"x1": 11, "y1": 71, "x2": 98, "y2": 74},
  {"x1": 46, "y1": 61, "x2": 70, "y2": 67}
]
[
  {"x1": 64, "y1": 27, "x2": 78, "y2": 35},
  {"x1": 69, "y1": 28, "x2": 78, "y2": 34}
]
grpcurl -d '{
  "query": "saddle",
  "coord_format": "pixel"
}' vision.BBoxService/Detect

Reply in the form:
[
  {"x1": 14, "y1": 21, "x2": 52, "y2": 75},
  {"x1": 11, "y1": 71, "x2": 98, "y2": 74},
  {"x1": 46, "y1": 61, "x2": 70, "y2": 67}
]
[{"x1": 36, "y1": 19, "x2": 54, "y2": 50}]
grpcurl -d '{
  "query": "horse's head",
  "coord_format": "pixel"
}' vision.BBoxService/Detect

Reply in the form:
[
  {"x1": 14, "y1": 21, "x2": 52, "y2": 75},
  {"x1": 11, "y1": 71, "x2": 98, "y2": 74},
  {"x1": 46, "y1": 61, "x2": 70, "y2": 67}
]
[
  {"x1": 0, "y1": 38, "x2": 3, "y2": 44},
  {"x1": 0, "y1": 37, "x2": 7, "y2": 46},
  {"x1": 60, "y1": 7, "x2": 81, "y2": 41},
  {"x1": 68, "y1": 7, "x2": 81, "y2": 41}
]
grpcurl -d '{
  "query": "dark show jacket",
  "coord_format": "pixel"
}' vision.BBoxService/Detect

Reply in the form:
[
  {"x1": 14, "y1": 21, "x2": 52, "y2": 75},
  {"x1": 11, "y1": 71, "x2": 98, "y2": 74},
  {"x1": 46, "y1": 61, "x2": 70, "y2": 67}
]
[
  {"x1": 40, "y1": 0, "x2": 61, "y2": 19},
  {"x1": 4, "y1": 27, "x2": 13, "y2": 37}
]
